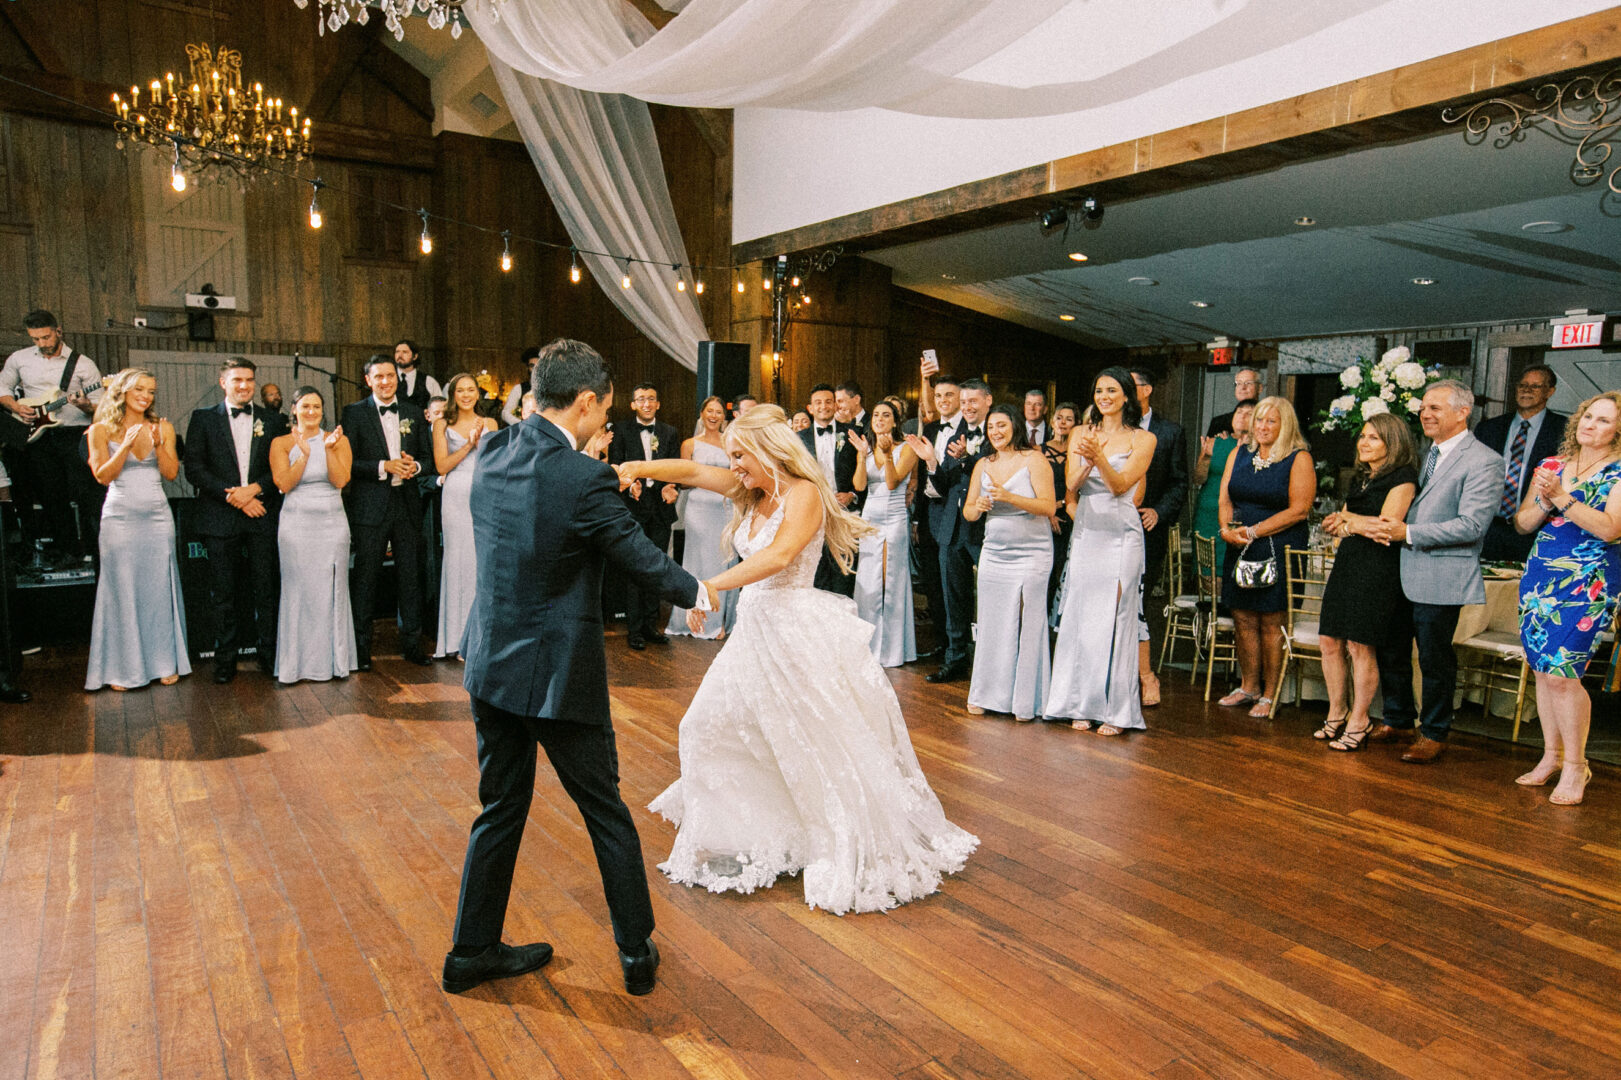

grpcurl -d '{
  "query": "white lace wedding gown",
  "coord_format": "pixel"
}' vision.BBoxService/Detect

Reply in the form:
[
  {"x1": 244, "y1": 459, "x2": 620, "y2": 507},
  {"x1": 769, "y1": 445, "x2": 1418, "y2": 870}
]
[{"x1": 649, "y1": 501, "x2": 978, "y2": 914}]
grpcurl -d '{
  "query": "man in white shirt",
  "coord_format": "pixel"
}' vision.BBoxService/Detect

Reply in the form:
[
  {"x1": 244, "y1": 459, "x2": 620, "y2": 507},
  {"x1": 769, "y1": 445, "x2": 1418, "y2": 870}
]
[{"x1": 0, "y1": 309, "x2": 105, "y2": 565}]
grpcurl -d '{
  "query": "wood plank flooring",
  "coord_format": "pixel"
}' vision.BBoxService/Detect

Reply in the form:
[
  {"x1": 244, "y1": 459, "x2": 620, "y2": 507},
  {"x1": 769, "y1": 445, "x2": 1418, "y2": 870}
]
[{"x1": 2, "y1": 635, "x2": 1618, "y2": 1079}]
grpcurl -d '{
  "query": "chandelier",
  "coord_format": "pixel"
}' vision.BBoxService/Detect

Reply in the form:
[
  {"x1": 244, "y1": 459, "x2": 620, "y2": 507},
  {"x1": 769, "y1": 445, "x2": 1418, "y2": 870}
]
[
  {"x1": 112, "y1": 44, "x2": 311, "y2": 184},
  {"x1": 292, "y1": 0, "x2": 504, "y2": 41}
]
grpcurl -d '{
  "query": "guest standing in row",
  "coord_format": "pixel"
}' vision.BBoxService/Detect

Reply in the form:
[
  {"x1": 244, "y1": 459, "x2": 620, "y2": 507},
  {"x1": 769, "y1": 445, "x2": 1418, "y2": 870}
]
[
  {"x1": 963, "y1": 406, "x2": 1056, "y2": 720},
  {"x1": 393, "y1": 339, "x2": 443, "y2": 410},
  {"x1": 1479, "y1": 364, "x2": 1564, "y2": 562},
  {"x1": 185, "y1": 357, "x2": 286, "y2": 683},
  {"x1": 343, "y1": 355, "x2": 435, "y2": 670},
  {"x1": 1043, "y1": 401, "x2": 1078, "y2": 609},
  {"x1": 84, "y1": 370, "x2": 189, "y2": 692},
  {"x1": 1046, "y1": 369, "x2": 1156, "y2": 734},
  {"x1": 799, "y1": 383, "x2": 863, "y2": 596},
  {"x1": 1512, "y1": 391, "x2": 1621, "y2": 806},
  {"x1": 1314, "y1": 415, "x2": 1418, "y2": 749},
  {"x1": 1216, "y1": 397, "x2": 1314, "y2": 718},
  {"x1": 270, "y1": 388, "x2": 356, "y2": 684},
  {"x1": 666, "y1": 395, "x2": 735, "y2": 639},
  {"x1": 852, "y1": 401, "x2": 917, "y2": 667},
  {"x1": 435, "y1": 373, "x2": 497, "y2": 659},
  {"x1": 1131, "y1": 368, "x2": 1187, "y2": 709},
  {"x1": 609, "y1": 383, "x2": 681, "y2": 648},
  {"x1": 1193, "y1": 400, "x2": 1254, "y2": 576}
]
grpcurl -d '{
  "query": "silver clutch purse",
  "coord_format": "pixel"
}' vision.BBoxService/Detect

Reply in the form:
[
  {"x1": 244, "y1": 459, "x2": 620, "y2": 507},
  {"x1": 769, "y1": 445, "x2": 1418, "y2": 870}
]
[{"x1": 1233, "y1": 536, "x2": 1278, "y2": 589}]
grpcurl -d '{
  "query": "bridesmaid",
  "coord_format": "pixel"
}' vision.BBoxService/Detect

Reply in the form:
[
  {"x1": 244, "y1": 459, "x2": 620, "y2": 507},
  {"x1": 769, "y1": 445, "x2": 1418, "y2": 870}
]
[
  {"x1": 1512, "y1": 391, "x2": 1621, "y2": 806},
  {"x1": 667, "y1": 396, "x2": 737, "y2": 638},
  {"x1": 962, "y1": 405, "x2": 1058, "y2": 720},
  {"x1": 434, "y1": 373, "x2": 497, "y2": 659},
  {"x1": 270, "y1": 387, "x2": 356, "y2": 684},
  {"x1": 84, "y1": 369, "x2": 190, "y2": 692},
  {"x1": 851, "y1": 401, "x2": 917, "y2": 667},
  {"x1": 1045, "y1": 369, "x2": 1156, "y2": 734},
  {"x1": 1043, "y1": 401, "x2": 1078, "y2": 609}
]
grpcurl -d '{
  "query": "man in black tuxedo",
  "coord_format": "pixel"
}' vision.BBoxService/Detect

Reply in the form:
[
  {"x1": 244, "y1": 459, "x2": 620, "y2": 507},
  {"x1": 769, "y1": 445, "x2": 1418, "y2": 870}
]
[
  {"x1": 834, "y1": 379, "x2": 869, "y2": 433},
  {"x1": 800, "y1": 382, "x2": 863, "y2": 596},
  {"x1": 183, "y1": 357, "x2": 287, "y2": 683},
  {"x1": 445, "y1": 338, "x2": 702, "y2": 997},
  {"x1": 341, "y1": 354, "x2": 436, "y2": 669},
  {"x1": 1131, "y1": 368, "x2": 1189, "y2": 700},
  {"x1": 907, "y1": 377, "x2": 992, "y2": 683},
  {"x1": 607, "y1": 382, "x2": 680, "y2": 648},
  {"x1": 909, "y1": 369, "x2": 963, "y2": 658},
  {"x1": 1477, "y1": 364, "x2": 1565, "y2": 562}
]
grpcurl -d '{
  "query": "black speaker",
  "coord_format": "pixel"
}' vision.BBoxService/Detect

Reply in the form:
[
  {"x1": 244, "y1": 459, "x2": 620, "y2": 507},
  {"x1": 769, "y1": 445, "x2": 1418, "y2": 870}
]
[{"x1": 696, "y1": 341, "x2": 751, "y2": 405}]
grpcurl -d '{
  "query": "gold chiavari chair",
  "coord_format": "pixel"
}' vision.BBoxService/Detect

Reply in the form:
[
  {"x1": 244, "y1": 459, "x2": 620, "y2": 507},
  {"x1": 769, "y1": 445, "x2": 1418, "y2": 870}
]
[
  {"x1": 1273, "y1": 546, "x2": 1333, "y2": 719},
  {"x1": 1194, "y1": 532, "x2": 1237, "y2": 699},
  {"x1": 1158, "y1": 524, "x2": 1202, "y2": 674}
]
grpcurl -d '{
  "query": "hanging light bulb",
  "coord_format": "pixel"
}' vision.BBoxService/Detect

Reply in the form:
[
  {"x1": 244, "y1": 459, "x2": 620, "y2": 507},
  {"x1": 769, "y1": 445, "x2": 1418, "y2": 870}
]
[
  {"x1": 307, "y1": 178, "x2": 323, "y2": 229},
  {"x1": 169, "y1": 141, "x2": 186, "y2": 192},
  {"x1": 801, "y1": 294, "x2": 812, "y2": 306},
  {"x1": 499, "y1": 229, "x2": 512, "y2": 273},
  {"x1": 673, "y1": 263, "x2": 685, "y2": 292},
  {"x1": 694, "y1": 276, "x2": 705, "y2": 295},
  {"x1": 621, "y1": 258, "x2": 633, "y2": 289},
  {"x1": 762, "y1": 274, "x2": 772, "y2": 291},
  {"x1": 790, "y1": 275, "x2": 800, "y2": 288},
  {"x1": 736, "y1": 279, "x2": 746, "y2": 294},
  {"x1": 569, "y1": 247, "x2": 581, "y2": 283},
  {"x1": 418, "y1": 209, "x2": 432, "y2": 255}
]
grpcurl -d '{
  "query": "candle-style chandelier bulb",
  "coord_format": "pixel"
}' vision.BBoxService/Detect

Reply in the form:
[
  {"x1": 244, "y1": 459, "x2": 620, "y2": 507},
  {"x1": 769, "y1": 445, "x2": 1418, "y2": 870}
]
[{"x1": 418, "y1": 208, "x2": 432, "y2": 255}]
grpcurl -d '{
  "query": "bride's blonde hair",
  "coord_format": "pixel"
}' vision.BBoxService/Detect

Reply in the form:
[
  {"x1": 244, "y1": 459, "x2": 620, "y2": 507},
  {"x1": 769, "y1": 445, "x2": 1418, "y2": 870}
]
[{"x1": 721, "y1": 404, "x2": 873, "y2": 573}]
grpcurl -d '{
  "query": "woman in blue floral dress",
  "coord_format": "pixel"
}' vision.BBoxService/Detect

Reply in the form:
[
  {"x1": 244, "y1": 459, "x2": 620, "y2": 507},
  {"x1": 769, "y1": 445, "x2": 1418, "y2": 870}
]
[{"x1": 1514, "y1": 391, "x2": 1621, "y2": 806}]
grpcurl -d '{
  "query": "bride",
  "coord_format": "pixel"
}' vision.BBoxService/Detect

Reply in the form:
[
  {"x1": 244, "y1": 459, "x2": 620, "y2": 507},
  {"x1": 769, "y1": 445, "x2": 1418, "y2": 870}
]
[{"x1": 616, "y1": 405, "x2": 977, "y2": 914}]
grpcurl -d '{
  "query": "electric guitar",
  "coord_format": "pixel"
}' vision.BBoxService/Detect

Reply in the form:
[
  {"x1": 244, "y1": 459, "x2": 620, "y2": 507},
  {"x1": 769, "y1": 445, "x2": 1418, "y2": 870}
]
[{"x1": 10, "y1": 375, "x2": 114, "y2": 443}]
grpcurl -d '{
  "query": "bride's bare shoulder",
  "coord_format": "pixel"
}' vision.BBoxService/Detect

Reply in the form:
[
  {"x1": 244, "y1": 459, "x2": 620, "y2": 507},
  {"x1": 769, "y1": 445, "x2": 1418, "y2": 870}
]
[{"x1": 782, "y1": 479, "x2": 824, "y2": 520}]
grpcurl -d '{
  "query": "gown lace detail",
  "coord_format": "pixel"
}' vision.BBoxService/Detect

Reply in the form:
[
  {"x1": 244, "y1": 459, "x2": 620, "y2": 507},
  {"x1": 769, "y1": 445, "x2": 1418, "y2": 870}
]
[{"x1": 648, "y1": 500, "x2": 978, "y2": 914}]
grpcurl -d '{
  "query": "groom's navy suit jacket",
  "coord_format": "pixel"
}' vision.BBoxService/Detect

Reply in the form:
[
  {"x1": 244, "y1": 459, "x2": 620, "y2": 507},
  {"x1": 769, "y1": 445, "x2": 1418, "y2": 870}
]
[{"x1": 461, "y1": 415, "x2": 700, "y2": 723}]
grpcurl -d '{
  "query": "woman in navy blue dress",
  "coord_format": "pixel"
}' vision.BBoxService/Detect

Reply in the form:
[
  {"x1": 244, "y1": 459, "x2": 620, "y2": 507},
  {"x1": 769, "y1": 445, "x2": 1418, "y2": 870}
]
[
  {"x1": 1512, "y1": 391, "x2": 1621, "y2": 806},
  {"x1": 1216, "y1": 397, "x2": 1314, "y2": 718}
]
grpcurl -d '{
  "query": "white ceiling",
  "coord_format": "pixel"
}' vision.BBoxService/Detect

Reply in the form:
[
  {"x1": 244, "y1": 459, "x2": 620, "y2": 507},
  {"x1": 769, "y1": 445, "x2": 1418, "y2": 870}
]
[{"x1": 866, "y1": 122, "x2": 1621, "y2": 348}]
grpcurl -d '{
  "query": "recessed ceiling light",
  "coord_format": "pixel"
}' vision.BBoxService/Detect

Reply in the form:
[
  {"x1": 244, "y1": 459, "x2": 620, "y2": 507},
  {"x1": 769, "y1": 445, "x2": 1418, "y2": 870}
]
[
  {"x1": 1412, "y1": 276, "x2": 1436, "y2": 286},
  {"x1": 940, "y1": 273, "x2": 957, "y2": 280},
  {"x1": 1521, "y1": 221, "x2": 1571, "y2": 234},
  {"x1": 1068, "y1": 252, "x2": 1088, "y2": 262},
  {"x1": 1058, "y1": 314, "x2": 1076, "y2": 321},
  {"x1": 1127, "y1": 276, "x2": 1158, "y2": 286},
  {"x1": 1294, "y1": 216, "x2": 1316, "y2": 226},
  {"x1": 1189, "y1": 300, "x2": 1211, "y2": 309}
]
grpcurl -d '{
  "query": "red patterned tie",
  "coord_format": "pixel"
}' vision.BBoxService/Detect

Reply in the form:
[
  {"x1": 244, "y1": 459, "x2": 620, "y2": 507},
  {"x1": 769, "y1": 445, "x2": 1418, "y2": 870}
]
[{"x1": 1500, "y1": 418, "x2": 1529, "y2": 517}]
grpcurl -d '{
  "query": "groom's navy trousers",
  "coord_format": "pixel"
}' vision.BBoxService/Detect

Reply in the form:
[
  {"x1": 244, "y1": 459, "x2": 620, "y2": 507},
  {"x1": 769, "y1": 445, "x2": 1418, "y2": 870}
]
[{"x1": 453, "y1": 698, "x2": 654, "y2": 952}]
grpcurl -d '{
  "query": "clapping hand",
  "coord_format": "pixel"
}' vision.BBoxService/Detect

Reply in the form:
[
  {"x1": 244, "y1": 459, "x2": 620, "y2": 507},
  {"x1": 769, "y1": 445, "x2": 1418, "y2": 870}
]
[
  {"x1": 876, "y1": 432, "x2": 894, "y2": 455},
  {"x1": 1072, "y1": 426, "x2": 1102, "y2": 464},
  {"x1": 1531, "y1": 462, "x2": 1566, "y2": 504},
  {"x1": 1198, "y1": 435, "x2": 1215, "y2": 460},
  {"x1": 468, "y1": 423, "x2": 485, "y2": 447},
  {"x1": 583, "y1": 427, "x2": 612, "y2": 461},
  {"x1": 324, "y1": 424, "x2": 344, "y2": 449},
  {"x1": 903, "y1": 432, "x2": 936, "y2": 467},
  {"x1": 946, "y1": 434, "x2": 968, "y2": 460},
  {"x1": 847, "y1": 431, "x2": 870, "y2": 458},
  {"x1": 662, "y1": 483, "x2": 680, "y2": 505}
]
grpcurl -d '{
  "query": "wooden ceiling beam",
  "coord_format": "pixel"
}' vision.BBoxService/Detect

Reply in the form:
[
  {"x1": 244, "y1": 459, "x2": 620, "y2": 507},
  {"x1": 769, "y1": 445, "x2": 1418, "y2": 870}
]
[
  {"x1": 0, "y1": 6, "x2": 68, "y2": 76},
  {"x1": 358, "y1": 38, "x2": 434, "y2": 123},
  {"x1": 731, "y1": 8, "x2": 1621, "y2": 262},
  {"x1": 307, "y1": 17, "x2": 382, "y2": 121}
]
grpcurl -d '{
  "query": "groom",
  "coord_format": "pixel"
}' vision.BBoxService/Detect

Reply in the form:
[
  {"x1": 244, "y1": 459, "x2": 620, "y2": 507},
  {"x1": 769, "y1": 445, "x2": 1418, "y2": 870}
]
[{"x1": 445, "y1": 338, "x2": 706, "y2": 997}]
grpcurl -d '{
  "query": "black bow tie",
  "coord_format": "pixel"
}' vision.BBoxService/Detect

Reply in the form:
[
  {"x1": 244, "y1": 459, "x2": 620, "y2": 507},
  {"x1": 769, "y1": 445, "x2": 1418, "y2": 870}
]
[
  {"x1": 378, "y1": 403, "x2": 398, "y2": 415},
  {"x1": 816, "y1": 425, "x2": 833, "y2": 436},
  {"x1": 230, "y1": 406, "x2": 251, "y2": 419},
  {"x1": 638, "y1": 423, "x2": 656, "y2": 430}
]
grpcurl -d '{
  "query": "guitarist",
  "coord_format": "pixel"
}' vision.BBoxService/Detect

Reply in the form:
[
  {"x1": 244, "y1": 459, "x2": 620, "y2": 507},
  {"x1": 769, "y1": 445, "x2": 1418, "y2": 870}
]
[{"x1": 0, "y1": 310, "x2": 105, "y2": 567}]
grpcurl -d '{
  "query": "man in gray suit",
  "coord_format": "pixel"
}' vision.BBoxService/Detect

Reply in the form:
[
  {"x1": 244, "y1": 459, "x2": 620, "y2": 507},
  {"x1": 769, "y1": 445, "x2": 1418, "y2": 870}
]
[{"x1": 1367, "y1": 380, "x2": 1503, "y2": 763}]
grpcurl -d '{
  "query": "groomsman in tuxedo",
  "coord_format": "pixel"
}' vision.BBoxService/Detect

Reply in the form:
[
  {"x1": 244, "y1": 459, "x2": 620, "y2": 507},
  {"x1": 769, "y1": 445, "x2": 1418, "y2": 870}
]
[
  {"x1": 1477, "y1": 364, "x2": 1565, "y2": 562},
  {"x1": 342, "y1": 354, "x2": 436, "y2": 669},
  {"x1": 607, "y1": 383, "x2": 680, "y2": 649},
  {"x1": 393, "y1": 339, "x2": 442, "y2": 410},
  {"x1": 184, "y1": 357, "x2": 288, "y2": 682},
  {"x1": 909, "y1": 367, "x2": 962, "y2": 658},
  {"x1": 800, "y1": 383, "x2": 863, "y2": 596},
  {"x1": 834, "y1": 379, "x2": 869, "y2": 433},
  {"x1": 1131, "y1": 367, "x2": 1188, "y2": 704},
  {"x1": 907, "y1": 377, "x2": 992, "y2": 683}
]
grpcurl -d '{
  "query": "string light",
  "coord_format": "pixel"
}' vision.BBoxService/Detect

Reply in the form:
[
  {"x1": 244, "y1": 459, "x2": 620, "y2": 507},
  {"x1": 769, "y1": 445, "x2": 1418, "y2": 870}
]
[
  {"x1": 694, "y1": 277, "x2": 705, "y2": 294},
  {"x1": 737, "y1": 279, "x2": 746, "y2": 293},
  {"x1": 762, "y1": 274, "x2": 772, "y2": 291},
  {"x1": 790, "y1": 275, "x2": 800, "y2": 287},
  {"x1": 621, "y1": 257, "x2": 632, "y2": 289},
  {"x1": 500, "y1": 229, "x2": 512, "y2": 272},
  {"x1": 169, "y1": 141, "x2": 186, "y2": 192},
  {"x1": 672, "y1": 263, "x2": 685, "y2": 292},
  {"x1": 569, "y1": 247, "x2": 581, "y2": 283},
  {"x1": 307, "y1": 177, "x2": 323, "y2": 229},
  {"x1": 418, "y1": 208, "x2": 432, "y2": 254}
]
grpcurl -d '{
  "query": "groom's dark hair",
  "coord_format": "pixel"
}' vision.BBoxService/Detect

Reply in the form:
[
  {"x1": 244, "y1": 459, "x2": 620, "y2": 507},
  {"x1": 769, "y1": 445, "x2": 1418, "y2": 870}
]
[{"x1": 532, "y1": 338, "x2": 612, "y2": 410}]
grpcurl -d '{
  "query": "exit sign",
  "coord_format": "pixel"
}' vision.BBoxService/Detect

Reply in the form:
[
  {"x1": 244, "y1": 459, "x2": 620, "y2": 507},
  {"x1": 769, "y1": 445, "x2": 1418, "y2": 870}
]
[
  {"x1": 1551, "y1": 316, "x2": 1610, "y2": 349},
  {"x1": 1209, "y1": 346, "x2": 1236, "y2": 367}
]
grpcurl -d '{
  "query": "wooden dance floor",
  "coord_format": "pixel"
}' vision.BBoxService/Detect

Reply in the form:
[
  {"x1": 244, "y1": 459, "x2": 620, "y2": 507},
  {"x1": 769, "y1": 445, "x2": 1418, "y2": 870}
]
[{"x1": 3, "y1": 635, "x2": 1619, "y2": 1079}]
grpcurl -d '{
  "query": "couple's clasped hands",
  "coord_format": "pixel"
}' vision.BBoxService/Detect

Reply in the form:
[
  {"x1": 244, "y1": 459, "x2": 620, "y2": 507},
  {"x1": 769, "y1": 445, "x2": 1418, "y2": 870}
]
[
  {"x1": 685, "y1": 580, "x2": 722, "y2": 634},
  {"x1": 1322, "y1": 509, "x2": 1405, "y2": 545}
]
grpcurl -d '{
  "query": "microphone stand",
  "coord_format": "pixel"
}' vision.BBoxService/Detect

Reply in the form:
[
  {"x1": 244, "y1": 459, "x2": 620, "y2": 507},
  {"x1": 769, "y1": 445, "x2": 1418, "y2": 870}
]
[{"x1": 290, "y1": 350, "x2": 365, "y2": 389}]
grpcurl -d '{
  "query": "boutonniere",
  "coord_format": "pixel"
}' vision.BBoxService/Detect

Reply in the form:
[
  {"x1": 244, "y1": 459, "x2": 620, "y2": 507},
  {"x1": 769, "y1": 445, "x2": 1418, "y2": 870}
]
[
  {"x1": 836, "y1": 433, "x2": 847, "y2": 452},
  {"x1": 967, "y1": 434, "x2": 984, "y2": 453},
  {"x1": 399, "y1": 419, "x2": 414, "y2": 435},
  {"x1": 649, "y1": 435, "x2": 660, "y2": 453},
  {"x1": 252, "y1": 419, "x2": 265, "y2": 438}
]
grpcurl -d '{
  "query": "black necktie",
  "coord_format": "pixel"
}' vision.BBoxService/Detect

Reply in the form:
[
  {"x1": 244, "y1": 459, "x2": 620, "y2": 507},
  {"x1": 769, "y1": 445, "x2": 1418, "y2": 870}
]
[
  {"x1": 378, "y1": 403, "x2": 398, "y2": 415},
  {"x1": 229, "y1": 406, "x2": 250, "y2": 419}
]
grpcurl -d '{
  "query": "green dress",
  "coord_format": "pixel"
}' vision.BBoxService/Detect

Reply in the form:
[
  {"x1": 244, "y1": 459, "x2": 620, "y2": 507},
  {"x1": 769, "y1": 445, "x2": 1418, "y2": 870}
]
[{"x1": 1193, "y1": 436, "x2": 1238, "y2": 573}]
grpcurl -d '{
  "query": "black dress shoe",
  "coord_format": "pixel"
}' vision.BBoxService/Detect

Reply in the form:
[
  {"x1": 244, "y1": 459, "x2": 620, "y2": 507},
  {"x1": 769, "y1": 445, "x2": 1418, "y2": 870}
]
[
  {"x1": 212, "y1": 664, "x2": 237, "y2": 685},
  {"x1": 619, "y1": 939, "x2": 660, "y2": 996},
  {"x1": 0, "y1": 682, "x2": 31, "y2": 704},
  {"x1": 441, "y1": 941, "x2": 554, "y2": 994},
  {"x1": 643, "y1": 629, "x2": 670, "y2": 646},
  {"x1": 925, "y1": 662, "x2": 967, "y2": 684},
  {"x1": 627, "y1": 635, "x2": 646, "y2": 651},
  {"x1": 403, "y1": 649, "x2": 434, "y2": 667},
  {"x1": 356, "y1": 654, "x2": 373, "y2": 673}
]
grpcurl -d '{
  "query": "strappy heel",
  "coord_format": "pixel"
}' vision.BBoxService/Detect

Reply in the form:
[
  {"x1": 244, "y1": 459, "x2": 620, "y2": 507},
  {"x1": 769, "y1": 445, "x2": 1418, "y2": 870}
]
[
  {"x1": 1329, "y1": 723, "x2": 1370, "y2": 752},
  {"x1": 1314, "y1": 713, "x2": 1348, "y2": 741},
  {"x1": 1549, "y1": 760, "x2": 1591, "y2": 806},
  {"x1": 1515, "y1": 753, "x2": 1562, "y2": 787}
]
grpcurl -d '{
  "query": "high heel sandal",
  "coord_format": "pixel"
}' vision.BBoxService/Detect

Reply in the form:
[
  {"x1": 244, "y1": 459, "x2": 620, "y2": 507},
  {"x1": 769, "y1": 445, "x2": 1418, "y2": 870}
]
[
  {"x1": 1217, "y1": 688, "x2": 1258, "y2": 708},
  {"x1": 1329, "y1": 724, "x2": 1370, "y2": 752},
  {"x1": 966, "y1": 703, "x2": 985, "y2": 716},
  {"x1": 1140, "y1": 674, "x2": 1161, "y2": 708},
  {"x1": 1071, "y1": 720, "x2": 1096, "y2": 732},
  {"x1": 1313, "y1": 713, "x2": 1348, "y2": 741},
  {"x1": 1515, "y1": 754, "x2": 1562, "y2": 787},
  {"x1": 1549, "y1": 760, "x2": 1592, "y2": 806}
]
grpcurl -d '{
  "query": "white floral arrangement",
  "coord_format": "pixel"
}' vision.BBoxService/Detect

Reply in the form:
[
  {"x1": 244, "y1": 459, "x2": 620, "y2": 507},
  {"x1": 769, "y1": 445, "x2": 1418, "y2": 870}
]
[{"x1": 1316, "y1": 346, "x2": 1438, "y2": 434}]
